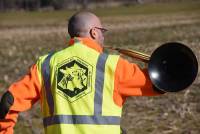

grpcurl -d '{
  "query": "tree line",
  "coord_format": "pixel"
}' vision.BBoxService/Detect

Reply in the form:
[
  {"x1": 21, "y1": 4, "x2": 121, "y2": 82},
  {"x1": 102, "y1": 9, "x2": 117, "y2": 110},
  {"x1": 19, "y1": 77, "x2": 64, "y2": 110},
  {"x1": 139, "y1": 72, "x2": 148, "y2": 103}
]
[
  {"x1": 0, "y1": 0, "x2": 193, "y2": 11},
  {"x1": 0, "y1": 0, "x2": 139, "y2": 11}
]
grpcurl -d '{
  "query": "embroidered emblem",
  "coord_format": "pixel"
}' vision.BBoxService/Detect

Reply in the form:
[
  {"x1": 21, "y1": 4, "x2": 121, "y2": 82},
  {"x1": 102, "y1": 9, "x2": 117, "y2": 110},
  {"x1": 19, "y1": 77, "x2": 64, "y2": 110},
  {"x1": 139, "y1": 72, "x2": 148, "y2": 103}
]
[{"x1": 56, "y1": 57, "x2": 93, "y2": 102}]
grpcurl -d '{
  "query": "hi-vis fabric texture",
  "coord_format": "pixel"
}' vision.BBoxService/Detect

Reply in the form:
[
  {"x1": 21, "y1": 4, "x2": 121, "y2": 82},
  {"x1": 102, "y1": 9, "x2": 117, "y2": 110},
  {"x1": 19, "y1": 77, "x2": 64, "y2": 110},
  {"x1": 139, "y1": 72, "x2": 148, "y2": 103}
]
[
  {"x1": 37, "y1": 39, "x2": 122, "y2": 134},
  {"x1": 0, "y1": 37, "x2": 161, "y2": 134}
]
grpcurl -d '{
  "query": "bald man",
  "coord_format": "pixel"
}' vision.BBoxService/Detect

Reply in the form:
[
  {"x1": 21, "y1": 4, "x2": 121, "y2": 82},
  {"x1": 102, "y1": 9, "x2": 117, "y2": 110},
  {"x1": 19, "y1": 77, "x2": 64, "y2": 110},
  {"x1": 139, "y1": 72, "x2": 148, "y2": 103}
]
[
  {"x1": 0, "y1": 12, "x2": 163, "y2": 134},
  {"x1": 68, "y1": 12, "x2": 106, "y2": 46}
]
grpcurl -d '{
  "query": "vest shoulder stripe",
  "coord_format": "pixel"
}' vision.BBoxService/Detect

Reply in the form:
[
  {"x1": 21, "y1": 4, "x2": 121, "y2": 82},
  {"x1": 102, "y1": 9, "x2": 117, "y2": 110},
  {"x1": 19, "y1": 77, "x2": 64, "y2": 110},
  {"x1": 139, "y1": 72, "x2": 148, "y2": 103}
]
[
  {"x1": 42, "y1": 52, "x2": 55, "y2": 115},
  {"x1": 94, "y1": 53, "x2": 108, "y2": 115}
]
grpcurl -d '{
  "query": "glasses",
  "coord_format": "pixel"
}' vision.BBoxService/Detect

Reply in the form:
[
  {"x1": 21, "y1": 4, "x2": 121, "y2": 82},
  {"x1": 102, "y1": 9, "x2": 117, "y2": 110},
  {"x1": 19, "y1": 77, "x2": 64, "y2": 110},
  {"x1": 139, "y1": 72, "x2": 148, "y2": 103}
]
[{"x1": 94, "y1": 27, "x2": 108, "y2": 34}]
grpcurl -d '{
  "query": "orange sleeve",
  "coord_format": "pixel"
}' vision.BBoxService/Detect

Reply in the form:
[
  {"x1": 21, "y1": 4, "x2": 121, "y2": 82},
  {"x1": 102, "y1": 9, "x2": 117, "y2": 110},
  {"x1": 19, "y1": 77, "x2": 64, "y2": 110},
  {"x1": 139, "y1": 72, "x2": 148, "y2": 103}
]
[
  {"x1": 113, "y1": 57, "x2": 162, "y2": 107},
  {"x1": 0, "y1": 111, "x2": 18, "y2": 134},
  {"x1": 0, "y1": 64, "x2": 41, "y2": 133}
]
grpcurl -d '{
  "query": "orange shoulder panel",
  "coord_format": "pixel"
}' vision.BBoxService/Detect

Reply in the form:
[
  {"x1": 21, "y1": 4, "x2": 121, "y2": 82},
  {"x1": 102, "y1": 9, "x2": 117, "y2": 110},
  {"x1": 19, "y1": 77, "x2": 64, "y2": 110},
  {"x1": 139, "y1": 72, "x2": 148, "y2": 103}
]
[{"x1": 113, "y1": 57, "x2": 161, "y2": 107}]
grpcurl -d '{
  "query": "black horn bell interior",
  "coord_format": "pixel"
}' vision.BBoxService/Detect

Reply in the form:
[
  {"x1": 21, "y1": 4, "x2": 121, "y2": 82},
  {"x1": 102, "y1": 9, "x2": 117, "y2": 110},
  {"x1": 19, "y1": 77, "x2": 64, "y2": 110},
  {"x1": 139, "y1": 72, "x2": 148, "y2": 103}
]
[{"x1": 148, "y1": 42, "x2": 198, "y2": 92}]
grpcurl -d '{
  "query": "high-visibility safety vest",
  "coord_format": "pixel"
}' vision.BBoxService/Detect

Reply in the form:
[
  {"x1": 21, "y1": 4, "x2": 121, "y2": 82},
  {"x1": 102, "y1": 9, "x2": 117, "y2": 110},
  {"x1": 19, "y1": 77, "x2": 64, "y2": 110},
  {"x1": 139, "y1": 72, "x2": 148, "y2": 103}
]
[{"x1": 37, "y1": 40, "x2": 122, "y2": 134}]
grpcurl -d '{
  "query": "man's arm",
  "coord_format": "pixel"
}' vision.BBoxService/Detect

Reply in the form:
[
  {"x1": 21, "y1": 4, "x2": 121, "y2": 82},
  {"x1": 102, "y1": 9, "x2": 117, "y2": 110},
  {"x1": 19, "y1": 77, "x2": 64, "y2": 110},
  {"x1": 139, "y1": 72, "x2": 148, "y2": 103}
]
[
  {"x1": 0, "y1": 64, "x2": 41, "y2": 133},
  {"x1": 113, "y1": 57, "x2": 165, "y2": 107}
]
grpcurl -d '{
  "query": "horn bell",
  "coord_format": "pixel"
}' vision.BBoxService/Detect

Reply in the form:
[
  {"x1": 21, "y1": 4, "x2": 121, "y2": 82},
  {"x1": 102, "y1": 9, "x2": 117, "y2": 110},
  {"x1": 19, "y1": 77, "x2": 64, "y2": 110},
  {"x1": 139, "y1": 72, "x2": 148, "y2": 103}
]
[{"x1": 148, "y1": 42, "x2": 198, "y2": 92}]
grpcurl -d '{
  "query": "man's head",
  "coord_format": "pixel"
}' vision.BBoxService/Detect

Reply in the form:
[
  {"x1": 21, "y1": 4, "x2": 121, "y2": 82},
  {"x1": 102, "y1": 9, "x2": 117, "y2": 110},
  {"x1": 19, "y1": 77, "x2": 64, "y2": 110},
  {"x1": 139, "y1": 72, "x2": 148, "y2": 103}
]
[{"x1": 68, "y1": 11, "x2": 107, "y2": 46}]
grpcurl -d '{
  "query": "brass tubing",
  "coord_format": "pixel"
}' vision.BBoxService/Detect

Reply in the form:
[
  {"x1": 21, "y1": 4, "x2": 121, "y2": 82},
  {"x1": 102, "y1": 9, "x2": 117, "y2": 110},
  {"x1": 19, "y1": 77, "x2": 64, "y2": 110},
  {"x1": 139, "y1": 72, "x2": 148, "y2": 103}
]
[{"x1": 104, "y1": 46, "x2": 150, "y2": 62}]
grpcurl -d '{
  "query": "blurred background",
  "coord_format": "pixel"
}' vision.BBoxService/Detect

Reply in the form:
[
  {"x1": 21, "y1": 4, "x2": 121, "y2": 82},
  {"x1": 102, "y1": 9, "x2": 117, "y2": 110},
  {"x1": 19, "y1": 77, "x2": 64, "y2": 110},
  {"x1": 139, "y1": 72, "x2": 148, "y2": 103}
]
[{"x1": 0, "y1": 0, "x2": 200, "y2": 133}]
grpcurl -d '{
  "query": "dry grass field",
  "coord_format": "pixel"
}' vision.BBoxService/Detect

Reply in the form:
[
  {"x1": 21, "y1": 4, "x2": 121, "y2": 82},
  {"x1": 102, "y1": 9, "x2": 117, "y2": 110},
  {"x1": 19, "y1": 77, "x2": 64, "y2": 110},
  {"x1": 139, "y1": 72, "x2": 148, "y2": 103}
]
[{"x1": 0, "y1": 1, "x2": 200, "y2": 134}]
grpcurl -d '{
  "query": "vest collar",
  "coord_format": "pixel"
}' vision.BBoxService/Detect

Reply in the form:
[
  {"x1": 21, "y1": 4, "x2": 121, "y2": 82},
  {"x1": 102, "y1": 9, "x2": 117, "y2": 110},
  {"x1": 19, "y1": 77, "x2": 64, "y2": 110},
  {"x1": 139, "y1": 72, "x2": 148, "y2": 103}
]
[{"x1": 68, "y1": 37, "x2": 103, "y2": 53}]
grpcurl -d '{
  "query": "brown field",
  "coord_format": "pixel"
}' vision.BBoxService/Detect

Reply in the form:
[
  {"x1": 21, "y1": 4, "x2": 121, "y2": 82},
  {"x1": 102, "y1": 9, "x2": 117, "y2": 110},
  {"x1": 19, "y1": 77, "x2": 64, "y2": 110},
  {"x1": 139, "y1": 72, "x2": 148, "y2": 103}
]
[{"x1": 0, "y1": 2, "x2": 200, "y2": 134}]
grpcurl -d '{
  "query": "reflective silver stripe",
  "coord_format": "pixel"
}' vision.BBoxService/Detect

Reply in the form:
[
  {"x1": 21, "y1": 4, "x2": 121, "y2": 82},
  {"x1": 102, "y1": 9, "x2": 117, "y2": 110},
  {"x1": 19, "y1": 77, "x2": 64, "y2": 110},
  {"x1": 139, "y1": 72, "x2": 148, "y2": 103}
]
[
  {"x1": 43, "y1": 53, "x2": 121, "y2": 127},
  {"x1": 94, "y1": 53, "x2": 108, "y2": 115},
  {"x1": 43, "y1": 115, "x2": 120, "y2": 127},
  {"x1": 42, "y1": 52, "x2": 55, "y2": 115}
]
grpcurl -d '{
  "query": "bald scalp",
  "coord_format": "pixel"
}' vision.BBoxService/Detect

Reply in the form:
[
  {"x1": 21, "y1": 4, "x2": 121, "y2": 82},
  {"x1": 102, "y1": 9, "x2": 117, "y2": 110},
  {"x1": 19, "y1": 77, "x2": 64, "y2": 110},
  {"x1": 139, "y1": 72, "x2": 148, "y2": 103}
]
[{"x1": 68, "y1": 12, "x2": 100, "y2": 38}]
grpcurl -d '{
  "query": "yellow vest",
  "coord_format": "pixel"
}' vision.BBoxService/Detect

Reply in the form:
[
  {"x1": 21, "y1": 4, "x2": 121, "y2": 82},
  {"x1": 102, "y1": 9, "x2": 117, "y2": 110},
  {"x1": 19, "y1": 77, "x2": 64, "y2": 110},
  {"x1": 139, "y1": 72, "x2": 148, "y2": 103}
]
[{"x1": 37, "y1": 40, "x2": 122, "y2": 134}]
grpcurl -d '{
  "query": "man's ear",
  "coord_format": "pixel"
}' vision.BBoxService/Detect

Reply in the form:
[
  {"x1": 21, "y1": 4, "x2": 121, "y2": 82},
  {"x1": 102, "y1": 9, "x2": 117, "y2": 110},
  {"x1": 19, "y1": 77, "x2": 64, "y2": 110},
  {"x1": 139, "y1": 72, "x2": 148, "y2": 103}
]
[{"x1": 90, "y1": 28, "x2": 96, "y2": 39}]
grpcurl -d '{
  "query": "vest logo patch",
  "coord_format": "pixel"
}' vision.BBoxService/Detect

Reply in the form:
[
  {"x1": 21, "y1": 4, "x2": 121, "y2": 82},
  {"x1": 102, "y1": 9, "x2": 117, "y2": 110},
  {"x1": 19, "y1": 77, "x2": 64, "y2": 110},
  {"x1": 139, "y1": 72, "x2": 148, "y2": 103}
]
[{"x1": 56, "y1": 57, "x2": 93, "y2": 102}]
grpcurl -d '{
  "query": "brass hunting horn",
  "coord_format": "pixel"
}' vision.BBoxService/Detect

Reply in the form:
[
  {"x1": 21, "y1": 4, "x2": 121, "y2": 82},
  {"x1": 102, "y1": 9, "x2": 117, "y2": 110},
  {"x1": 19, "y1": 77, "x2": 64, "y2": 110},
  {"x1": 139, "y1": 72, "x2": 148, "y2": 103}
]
[{"x1": 105, "y1": 42, "x2": 198, "y2": 92}]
